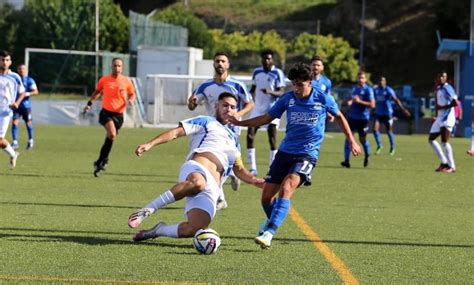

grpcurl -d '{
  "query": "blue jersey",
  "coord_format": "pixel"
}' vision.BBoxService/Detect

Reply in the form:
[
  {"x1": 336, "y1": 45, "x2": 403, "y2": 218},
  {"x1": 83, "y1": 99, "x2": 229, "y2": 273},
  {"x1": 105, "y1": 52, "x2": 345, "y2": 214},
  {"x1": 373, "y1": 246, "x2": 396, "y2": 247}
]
[
  {"x1": 311, "y1": 74, "x2": 332, "y2": 95},
  {"x1": 17, "y1": 75, "x2": 37, "y2": 109},
  {"x1": 268, "y1": 87, "x2": 339, "y2": 159},
  {"x1": 348, "y1": 83, "x2": 374, "y2": 120},
  {"x1": 374, "y1": 85, "x2": 397, "y2": 116}
]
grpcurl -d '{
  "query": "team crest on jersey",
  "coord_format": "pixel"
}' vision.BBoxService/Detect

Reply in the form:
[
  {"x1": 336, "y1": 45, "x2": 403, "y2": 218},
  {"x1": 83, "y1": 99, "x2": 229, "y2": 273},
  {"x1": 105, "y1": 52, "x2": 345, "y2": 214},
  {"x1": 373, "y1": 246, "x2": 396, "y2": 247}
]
[
  {"x1": 321, "y1": 85, "x2": 327, "y2": 91},
  {"x1": 313, "y1": 102, "x2": 323, "y2": 110},
  {"x1": 289, "y1": 98, "x2": 295, "y2": 107}
]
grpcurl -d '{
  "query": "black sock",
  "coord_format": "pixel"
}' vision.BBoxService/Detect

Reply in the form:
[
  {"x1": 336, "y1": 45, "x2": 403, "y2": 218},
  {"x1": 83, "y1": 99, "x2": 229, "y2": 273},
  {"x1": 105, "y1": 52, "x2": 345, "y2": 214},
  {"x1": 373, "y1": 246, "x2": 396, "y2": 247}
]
[{"x1": 98, "y1": 137, "x2": 113, "y2": 163}]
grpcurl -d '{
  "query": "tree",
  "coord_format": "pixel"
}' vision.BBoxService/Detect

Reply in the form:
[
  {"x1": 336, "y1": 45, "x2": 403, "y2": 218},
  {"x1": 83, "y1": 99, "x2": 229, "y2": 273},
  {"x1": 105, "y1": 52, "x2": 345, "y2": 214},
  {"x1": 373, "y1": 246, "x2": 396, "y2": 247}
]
[{"x1": 292, "y1": 33, "x2": 359, "y2": 83}]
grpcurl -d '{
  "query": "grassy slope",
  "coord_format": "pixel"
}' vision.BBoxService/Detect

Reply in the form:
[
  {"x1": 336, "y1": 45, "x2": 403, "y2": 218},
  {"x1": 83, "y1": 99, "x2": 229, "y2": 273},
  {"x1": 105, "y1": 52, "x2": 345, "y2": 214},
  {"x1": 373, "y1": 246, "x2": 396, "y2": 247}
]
[{"x1": 0, "y1": 125, "x2": 472, "y2": 283}]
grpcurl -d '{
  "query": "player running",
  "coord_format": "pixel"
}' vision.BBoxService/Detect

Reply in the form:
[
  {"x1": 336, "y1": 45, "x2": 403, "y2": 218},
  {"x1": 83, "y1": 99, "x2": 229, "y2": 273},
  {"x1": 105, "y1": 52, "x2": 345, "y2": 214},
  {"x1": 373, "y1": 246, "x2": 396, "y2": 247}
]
[
  {"x1": 227, "y1": 63, "x2": 361, "y2": 249},
  {"x1": 373, "y1": 76, "x2": 410, "y2": 156},
  {"x1": 128, "y1": 92, "x2": 263, "y2": 241}
]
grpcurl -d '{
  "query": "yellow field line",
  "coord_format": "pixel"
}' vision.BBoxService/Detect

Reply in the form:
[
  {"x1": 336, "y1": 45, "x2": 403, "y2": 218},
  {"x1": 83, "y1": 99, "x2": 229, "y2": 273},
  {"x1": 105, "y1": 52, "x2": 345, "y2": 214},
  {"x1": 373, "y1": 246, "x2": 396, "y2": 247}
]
[
  {"x1": 0, "y1": 275, "x2": 207, "y2": 284},
  {"x1": 289, "y1": 207, "x2": 359, "y2": 285}
]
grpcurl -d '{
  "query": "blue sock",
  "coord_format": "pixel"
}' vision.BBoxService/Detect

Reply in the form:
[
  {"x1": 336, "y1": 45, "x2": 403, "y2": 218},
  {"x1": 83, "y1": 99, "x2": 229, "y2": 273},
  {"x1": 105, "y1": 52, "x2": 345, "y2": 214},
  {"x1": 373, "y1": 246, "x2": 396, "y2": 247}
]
[
  {"x1": 266, "y1": 198, "x2": 291, "y2": 235},
  {"x1": 388, "y1": 132, "x2": 395, "y2": 150},
  {"x1": 374, "y1": 131, "x2": 382, "y2": 148},
  {"x1": 27, "y1": 124, "x2": 34, "y2": 140},
  {"x1": 262, "y1": 200, "x2": 275, "y2": 219},
  {"x1": 12, "y1": 124, "x2": 18, "y2": 141},
  {"x1": 344, "y1": 140, "x2": 350, "y2": 161},
  {"x1": 363, "y1": 140, "x2": 370, "y2": 157}
]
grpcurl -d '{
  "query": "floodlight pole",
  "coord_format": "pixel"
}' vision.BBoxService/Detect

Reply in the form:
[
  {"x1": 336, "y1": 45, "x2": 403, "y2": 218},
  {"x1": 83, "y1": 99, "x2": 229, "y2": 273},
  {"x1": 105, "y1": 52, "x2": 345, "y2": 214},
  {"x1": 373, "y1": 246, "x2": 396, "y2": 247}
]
[
  {"x1": 359, "y1": 0, "x2": 366, "y2": 68},
  {"x1": 470, "y1": 0, "x2": 473, "y2": 56},
  {"x1": 95, "y1": 0, "x2": 99, "y2": 83}
]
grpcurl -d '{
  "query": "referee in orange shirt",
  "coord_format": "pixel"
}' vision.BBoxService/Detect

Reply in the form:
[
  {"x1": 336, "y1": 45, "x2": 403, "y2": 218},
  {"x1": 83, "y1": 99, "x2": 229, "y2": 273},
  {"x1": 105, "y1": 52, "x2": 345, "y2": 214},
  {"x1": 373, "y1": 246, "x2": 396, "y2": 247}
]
[{"x1": 83, "y1": 57, "x2": 135, "y2": 177}]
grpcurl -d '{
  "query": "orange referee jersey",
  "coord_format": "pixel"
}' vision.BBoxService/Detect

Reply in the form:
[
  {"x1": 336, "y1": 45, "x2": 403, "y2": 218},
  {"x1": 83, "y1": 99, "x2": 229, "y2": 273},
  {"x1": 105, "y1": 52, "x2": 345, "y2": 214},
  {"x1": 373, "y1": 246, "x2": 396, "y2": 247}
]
[{"x1": 97, "y1": 74, "x2": 135, "y2": 113}]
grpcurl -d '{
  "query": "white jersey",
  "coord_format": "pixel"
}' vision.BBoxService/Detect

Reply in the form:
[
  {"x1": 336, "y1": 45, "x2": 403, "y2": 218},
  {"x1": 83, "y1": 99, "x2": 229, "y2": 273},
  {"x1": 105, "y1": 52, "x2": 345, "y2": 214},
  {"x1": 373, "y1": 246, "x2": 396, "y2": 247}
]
[
  {"x1": 0, "y1": 72, "x2": 24, "y2": 117},
  {"x1": 430, "y1": 83, "x2": 458, "y2": 133},
  {"x1": 249, "y1": 65, "x2": 286, "y2": 118},
  {"x1": 180, "y1": 115, "x2": 241, "y2": 180},
  {"x1": 193, "y1": 76, "x2": 252, "y2": 117}
]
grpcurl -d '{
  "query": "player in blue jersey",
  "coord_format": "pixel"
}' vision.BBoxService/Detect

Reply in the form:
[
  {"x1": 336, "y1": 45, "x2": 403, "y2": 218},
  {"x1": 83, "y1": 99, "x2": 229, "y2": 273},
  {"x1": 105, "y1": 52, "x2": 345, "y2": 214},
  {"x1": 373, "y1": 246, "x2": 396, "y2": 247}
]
[
  {"x1": 310, "y1": 56, "x2": 332, "y2": 95},
  {"x1": 0, "y1": 50, "x2": 24, "y2": 169},
  {"x1": 428, "y1": 71, "x2": 458, "y2": 173},
  {"x1": 11, "y1": 64, "x2": 39, "y2": 150},
  {"x1": 373, "y1": 76, "x2": 410, "y2": 156},
  {"x1": 228, "y1": 63, "x2": 361, "y2": 249},
  {"x1": 128, "y1": 93, "x2": 264, "y2": 242},
  {"x1": 341, "y1": 71, "x2": 375, "y2": 168},
  {"x1": 188, "y1": 52, "x2": 254, "y2": 209},
  {"x1": 247, "y1": 50, "x2": 286, "y2": 176}
]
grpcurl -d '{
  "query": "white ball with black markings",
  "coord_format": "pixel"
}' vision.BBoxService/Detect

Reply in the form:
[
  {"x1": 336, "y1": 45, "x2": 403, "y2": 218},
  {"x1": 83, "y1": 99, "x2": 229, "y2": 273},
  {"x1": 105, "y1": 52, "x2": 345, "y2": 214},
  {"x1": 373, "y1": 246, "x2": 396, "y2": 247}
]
[{"x1": 192, "y1": 228, "x2": 221, "y2": 255}]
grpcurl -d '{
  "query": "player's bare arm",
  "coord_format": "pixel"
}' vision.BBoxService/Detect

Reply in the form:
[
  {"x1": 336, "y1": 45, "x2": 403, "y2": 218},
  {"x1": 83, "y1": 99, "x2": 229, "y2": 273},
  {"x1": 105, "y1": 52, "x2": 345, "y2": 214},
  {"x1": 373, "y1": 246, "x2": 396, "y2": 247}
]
[
  {"x1": 264, "y1": 87, "x2": 284, "y2": 97},
  {"x1": 83, "y1": 89, "x2": 101, "y2": 113},
  {"x1": 334, "y1": 111, "x2": 362, "y2": 156},
  {"x1": 136, "y1": 126, "x2": 186, "y2": 156},
  {"x1": 228, "y1": 113, "x2": 273, "y2": 127},
  {"x1": 187, "y1": 95, "x2": 198, "y2": 110},
  {"x1": 232, "y1": 157, "x2": 265, "y2": 188}
]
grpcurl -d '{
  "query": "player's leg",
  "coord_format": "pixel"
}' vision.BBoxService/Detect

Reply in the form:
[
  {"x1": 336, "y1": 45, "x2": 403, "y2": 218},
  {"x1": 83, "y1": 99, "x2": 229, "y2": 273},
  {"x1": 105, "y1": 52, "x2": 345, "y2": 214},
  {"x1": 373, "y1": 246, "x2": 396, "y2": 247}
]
[
  {"x1": 341, "y1": 118, "x2": 355, "y2": 168},
  {"x1": 428, "y1": 120, "x2": 449, "y2": 171},
  {"x1": 10, "y1": 111, "x2": 20, "y2": 149},
  {"x1": 373, "y1": 117, "x2": 383, "y2": 154},
  {"x1": 440, "y1": 127, "x2": 455, "y2": 172},
  {"x1": 267, "y1": 123, "x2": 278, "y2": 167},
  {"x1": 359, "y1": 121, "x2": 371, "y2": 167},
  {"x1": 247, "y1": 126, "x2": 259, "y2": 175},
  {"x1": 385, "y1": 118, "x2": 396, "y2": 155},
  {"x1": 24, "y1": 109, "x2": 34, "y2": 150},
  {"x1": 0, "y1": 116, "x2": 19, "y2": 169}
]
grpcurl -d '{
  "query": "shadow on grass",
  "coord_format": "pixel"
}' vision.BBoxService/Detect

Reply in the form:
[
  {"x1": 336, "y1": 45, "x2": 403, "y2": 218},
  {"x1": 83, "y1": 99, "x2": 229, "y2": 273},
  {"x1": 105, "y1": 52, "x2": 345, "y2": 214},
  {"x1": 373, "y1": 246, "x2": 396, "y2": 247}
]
[
  {"x1": 0, "y1": 172, "x2": 178, "y2": 179},
  {"x1": 0, "y1": 201, "x2": 182, "y2": 211}
]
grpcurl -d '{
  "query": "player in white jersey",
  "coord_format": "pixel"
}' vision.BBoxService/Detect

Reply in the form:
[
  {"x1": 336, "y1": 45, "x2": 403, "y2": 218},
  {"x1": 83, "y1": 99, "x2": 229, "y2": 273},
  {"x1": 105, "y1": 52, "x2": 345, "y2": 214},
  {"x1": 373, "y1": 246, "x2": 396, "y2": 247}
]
[
  {"x1": 247, "y1": 50, "x2": 286, "y2": 176},
  {"x1": 0, "y1": 50, "x2": 24, "y2": 169},
  {"x1": 428, "y1": 71, "x2": 458, "y2": 173},
  {"x1": 128, "y1": 93, "x2": 263, "y2": 242},
  {"x1": 188, "y1": 52, "x2": 254, "y2": 209}
]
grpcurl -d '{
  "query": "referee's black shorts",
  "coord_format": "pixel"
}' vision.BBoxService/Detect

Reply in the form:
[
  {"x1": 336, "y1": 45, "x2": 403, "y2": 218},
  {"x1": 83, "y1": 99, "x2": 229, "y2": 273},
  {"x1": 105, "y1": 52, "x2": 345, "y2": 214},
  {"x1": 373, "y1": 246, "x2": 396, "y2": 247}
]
[{"x1": 99, "y1": 108, "x2": 124, "y2": 131}]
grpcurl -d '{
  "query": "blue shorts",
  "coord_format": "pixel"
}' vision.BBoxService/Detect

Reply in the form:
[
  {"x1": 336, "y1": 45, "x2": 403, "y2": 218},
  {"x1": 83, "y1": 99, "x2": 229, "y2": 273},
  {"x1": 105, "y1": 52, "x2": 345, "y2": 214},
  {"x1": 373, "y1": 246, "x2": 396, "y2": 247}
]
[
  {"x1": 265, "y1": 151, "x2": 316, "y2": 186},
  {"x1": 348, "y1": 117, "x2": 369, "y2": 136},
  {"x1": 374, "y1": 114, "x2": 393, "y2": 128},
  {"x1": 12, "y1": 108, "x2": 32, "y2": 122}
]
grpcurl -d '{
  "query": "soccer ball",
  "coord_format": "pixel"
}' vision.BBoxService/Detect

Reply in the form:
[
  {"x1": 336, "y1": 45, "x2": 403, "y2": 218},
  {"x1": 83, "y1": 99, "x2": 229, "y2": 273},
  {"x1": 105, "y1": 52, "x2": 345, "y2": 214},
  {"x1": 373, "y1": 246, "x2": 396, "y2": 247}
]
[{"x1": 192, "y1": 228, "x2": 221, "y2": 255}]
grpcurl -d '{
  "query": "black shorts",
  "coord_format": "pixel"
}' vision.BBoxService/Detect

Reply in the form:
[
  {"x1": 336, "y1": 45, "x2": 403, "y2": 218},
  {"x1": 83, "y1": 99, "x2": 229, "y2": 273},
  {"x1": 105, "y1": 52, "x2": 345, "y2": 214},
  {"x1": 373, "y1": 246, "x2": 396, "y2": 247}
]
[
  {"x1": 348, "y1": 117, "x2": 369, "y2": 136},
  {"x1": 374, "y1": 114, "x2": 393, "y2": 128},
  {"x1": 99, "y1": 109, "x2": 124, "y2": 131},
  {"x1": 265, "y1": 151, "x2": 317, "y2": 186},
  {"x1": 12, "y1": 108, "x2": 32, "y2": 122}
]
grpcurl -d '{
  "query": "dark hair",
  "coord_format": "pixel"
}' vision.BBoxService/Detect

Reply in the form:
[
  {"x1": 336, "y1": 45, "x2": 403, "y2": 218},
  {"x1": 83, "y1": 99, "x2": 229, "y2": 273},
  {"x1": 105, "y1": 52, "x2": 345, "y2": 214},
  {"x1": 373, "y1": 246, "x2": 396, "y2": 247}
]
[
  {"x1": 218, "y1": 92, "x2": 238, "y2": 101},
  {"x1": 439, "y1": 70, "x2": 448, "y2": 76},
  {"x1": 287, "y1": 63, "x2": 312, "y2": 82},
  {"x1": 358, "y1": 70, "x2": 366, "y2": 77},
  {"x1": 214, "y1": 52, "x2": 230, "y2": 61},
  {"x1": 112, "y1": 57, "x2": 123, "y2": 63},
  {"x1": 0, "y1": 50, "x2": 10, "y2": 57},
  {"x1": 310, "y1": 55, "x2": 324, "y2": 63},
  {"x1": 261, "y1": 49, "x2": 274, "y2": 58}
]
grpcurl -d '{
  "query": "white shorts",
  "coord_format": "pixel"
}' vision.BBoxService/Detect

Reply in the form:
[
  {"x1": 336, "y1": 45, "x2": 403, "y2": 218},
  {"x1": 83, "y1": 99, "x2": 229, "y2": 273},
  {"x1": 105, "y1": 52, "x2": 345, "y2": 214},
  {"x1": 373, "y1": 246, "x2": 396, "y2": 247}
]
[
  {"x1": 430, "y1": 116, "x2": 454, "y2": 133},
  {"x1": 179, "y1": 160, "x2": 220, "y2": 220},
  {"x1": 0, "y1": 115, "x2": 11, "y2": 138}
]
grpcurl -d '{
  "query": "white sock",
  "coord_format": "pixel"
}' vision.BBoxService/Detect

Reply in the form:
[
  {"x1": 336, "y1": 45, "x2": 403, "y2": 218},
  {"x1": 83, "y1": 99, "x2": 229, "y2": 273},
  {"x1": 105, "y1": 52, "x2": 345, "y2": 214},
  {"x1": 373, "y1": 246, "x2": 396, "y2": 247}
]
[
  {"x1": 155, "y1": 223, "x2": 179, "y2": 238},
  {"x1": 145, "y1": 190, "x2": 175, "y2": 212},
  {"x1": 3, "y1": 144, "x2": 16, "y2": 157},
  {"x1": 442, "y1": 142, "x2": 456, "y2": 169},
  {"x1": 269, "y1": 150, "x2": 277, "y2": 166},
  {"x1": 429, "y1": 140, "x2": 448, "y2": 164},
  {"x1": 247, "y1": 148, "x2": 257, "y2": 170}
]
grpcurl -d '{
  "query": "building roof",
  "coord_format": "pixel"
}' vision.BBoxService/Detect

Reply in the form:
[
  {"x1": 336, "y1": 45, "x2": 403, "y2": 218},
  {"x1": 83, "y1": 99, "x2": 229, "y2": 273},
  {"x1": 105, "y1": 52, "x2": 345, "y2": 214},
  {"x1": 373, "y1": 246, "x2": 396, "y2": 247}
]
[{"x1": 437, "y1": 39, "x2": 470, "y2": 60}]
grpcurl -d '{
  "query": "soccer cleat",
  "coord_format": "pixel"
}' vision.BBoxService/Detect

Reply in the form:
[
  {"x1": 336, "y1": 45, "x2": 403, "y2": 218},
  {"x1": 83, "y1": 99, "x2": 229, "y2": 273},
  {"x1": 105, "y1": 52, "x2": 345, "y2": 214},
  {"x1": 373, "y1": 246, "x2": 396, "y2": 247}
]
[
  {"x1": 216, "y1": 199, "x2": 228, "y2": 210},
  {"x1": 133, "y1": 222, "x2": 165, "y2": 242},
  {"x1": 363, "y1": 157, "x2": 369, "y2": 167},
  {"x1": 254, "y1": 231, "x2": 273, "y2": 249},
  {"x1": 257, "y1": 219, "x2": 269, "y2": 236},
  {"x1": 128, "y1": 208, "x2": 154, "y2": 228},
  {"x1": 230, "y1": 174, "x2": 240, "y2": 191},
  {"x1": 375, "y1": 146, "x2": 384, "y2": 155},
  {"x1": 11, "y1": 141, "x2": 19, "y2": 149},
  {"x1": 389, "y1": 148, "x2": 396, "y2": 156},
  {"x1": 26, "y1": 140, "x2": 34, "y2": 150},
  {"x1": 9, "y1": 152, "x2": 19, "y2": 170},
  {"x1": 435, "y1": 163, "x2": 449, "y2": 172},
  {"x1": 93, "y1": 159, "x2": 108, "y2": 177},
  {"x1": 250, "y1": 169, "x2": 258, "y2": 176},
  {"x1": 440, "y1": 167, "x2": 456, "y2": 173},
  {"x1": 340, "y1": 160, "x2": 350, "y2": 168}
]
